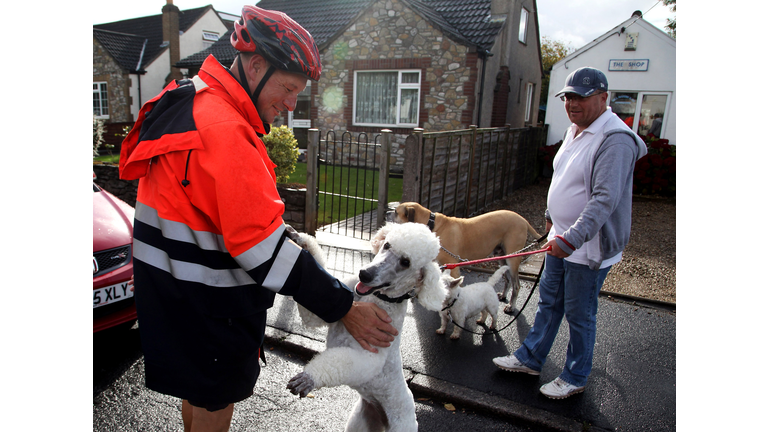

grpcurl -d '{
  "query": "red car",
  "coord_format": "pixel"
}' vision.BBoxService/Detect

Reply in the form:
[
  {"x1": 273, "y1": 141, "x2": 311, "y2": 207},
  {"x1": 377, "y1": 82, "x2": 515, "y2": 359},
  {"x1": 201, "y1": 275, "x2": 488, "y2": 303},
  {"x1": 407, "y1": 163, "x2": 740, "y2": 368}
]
[{"x1": 93, "y1": 179, "x2": 136, "y2": 332}]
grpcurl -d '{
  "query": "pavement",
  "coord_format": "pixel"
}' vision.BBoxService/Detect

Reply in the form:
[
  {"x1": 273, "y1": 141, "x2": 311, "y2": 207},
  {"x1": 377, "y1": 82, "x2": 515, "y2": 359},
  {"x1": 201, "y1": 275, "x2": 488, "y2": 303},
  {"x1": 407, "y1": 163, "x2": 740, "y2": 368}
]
[{"x1": 263, "y1": 230, "x2": 676, "y2": 432}]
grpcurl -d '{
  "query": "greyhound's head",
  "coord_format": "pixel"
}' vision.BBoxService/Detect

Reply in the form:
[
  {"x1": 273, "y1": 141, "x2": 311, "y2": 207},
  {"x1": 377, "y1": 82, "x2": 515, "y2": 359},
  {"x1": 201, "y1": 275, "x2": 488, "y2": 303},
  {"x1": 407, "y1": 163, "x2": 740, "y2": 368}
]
[{"x1": 355, "y1": 223, "x2": 446, "y2": 311}]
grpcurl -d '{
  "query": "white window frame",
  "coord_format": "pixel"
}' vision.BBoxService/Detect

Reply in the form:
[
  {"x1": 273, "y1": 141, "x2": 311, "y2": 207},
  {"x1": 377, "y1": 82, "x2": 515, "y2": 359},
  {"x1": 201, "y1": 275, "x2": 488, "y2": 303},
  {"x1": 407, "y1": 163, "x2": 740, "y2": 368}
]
[
  {"x1": 352, "y1": 69, "x2": 421, "y2": 128},
  {"x1": 93, "y1": 82, "x2": 109, "y2": 119},
  {"x1": 524, "y1": 82, "x2": 535, "y2": 123},
  {"x1": 607, "y1": 90, "x2": 672, "y2": 135},
  {"x1": 518, "y1": 8, "x2": 529, "y2": 44},
  {"x1": 202, "y1": 30, "x2": 219, "y2": 42}
]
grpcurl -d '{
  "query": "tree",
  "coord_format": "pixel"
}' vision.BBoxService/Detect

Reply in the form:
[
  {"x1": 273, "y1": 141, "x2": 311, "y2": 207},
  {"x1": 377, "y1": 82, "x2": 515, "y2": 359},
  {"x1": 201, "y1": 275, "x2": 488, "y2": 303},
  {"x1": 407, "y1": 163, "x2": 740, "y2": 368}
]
[
  {"x1": 538, "y1": 36, "x2": 574, "y2": 123},
  {"x1": 663, "y1": 0, "x2": 676, "y2": 38}
]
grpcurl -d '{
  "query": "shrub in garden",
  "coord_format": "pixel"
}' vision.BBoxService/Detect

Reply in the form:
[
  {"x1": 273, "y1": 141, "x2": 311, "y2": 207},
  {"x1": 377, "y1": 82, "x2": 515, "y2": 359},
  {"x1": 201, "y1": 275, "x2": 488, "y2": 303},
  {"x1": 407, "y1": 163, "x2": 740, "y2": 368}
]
[
  {"x1": 262, "y1": 125, "x2": 300, "y2": 183},
  {"x1": 633, "y1": 137, "x2": 675, "y2": 197}
]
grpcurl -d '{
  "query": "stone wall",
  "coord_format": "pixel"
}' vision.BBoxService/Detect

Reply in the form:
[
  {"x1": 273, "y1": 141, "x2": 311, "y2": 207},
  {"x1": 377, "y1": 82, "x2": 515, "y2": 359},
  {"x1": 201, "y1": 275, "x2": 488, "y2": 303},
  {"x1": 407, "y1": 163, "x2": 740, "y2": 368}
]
[
  {"x1": 93, "y1": 38, "x2": 132, "y2": 124},
  {"x1": 92, "y1": 164, "x2": 308, "y2": 232},
  {"x1": 315, "y1": 0, "x2": 477, "y2": 172}
]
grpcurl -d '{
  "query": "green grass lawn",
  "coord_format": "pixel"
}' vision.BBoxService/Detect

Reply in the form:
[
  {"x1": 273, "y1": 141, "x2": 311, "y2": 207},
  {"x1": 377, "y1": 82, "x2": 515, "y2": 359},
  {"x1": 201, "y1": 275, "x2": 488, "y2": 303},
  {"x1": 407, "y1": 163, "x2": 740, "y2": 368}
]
[
  {"x1": 287, "y1": 162, "x2": 402, "y2": 225},
  {"x1": 94, "y1": 154, "x2": 120, "y2": 164}
]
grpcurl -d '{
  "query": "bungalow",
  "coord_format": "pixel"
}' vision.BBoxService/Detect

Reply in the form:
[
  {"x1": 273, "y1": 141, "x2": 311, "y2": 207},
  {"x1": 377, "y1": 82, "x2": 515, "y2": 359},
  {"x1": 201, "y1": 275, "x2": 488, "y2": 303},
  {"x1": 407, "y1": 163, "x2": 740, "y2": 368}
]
[
  {"x1": 175, "y1": 0, "x2": 544, "y2": 170},
  {"x1": 544, "y1": 11, "x2": 676, "y2": 146}
]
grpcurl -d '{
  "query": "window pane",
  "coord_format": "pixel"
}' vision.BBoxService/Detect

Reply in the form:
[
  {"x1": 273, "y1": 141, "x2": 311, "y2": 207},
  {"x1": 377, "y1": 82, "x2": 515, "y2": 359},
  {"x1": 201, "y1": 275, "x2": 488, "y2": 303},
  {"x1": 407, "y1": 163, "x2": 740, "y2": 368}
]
[
  {"x1": 399, "y1": 88, "x2": 418, "y2": 124},
  {"x1": 525, "y1": 83, "x2": 534, "y2": 122},
  {"x1": 401, "y1": 72, "x2": 419, "y2": 84},
  {"x1": 638, "y1": 94, "x2": 667, "y2": 137},
  {"x1": 355, "y1": 72, "x2": 397, "y2": 125},
  {"x1": 609, "y1": 92, "x2": 637, "y2": 129},
  {"x1": 94, "y1": 92, "x2": 100, "y2": 116},
  {"x1": 519, "y1": 8, "x2": 528, "y2": 43}
]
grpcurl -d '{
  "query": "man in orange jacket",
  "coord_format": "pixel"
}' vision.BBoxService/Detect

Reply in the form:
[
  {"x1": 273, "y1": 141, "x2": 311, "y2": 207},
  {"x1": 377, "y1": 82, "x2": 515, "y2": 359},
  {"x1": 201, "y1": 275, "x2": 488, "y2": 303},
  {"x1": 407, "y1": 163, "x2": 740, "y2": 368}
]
[{"x1": 119, "y1": 6, "x2": 397, "y2": 431}]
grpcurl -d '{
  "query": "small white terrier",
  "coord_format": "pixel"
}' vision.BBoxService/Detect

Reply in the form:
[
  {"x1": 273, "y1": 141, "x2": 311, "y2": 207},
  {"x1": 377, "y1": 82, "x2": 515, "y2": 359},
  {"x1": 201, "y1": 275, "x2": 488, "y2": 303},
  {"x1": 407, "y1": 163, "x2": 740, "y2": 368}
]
[{"x1": 436, "y1": 266, "x2": 508, "y2": 340}]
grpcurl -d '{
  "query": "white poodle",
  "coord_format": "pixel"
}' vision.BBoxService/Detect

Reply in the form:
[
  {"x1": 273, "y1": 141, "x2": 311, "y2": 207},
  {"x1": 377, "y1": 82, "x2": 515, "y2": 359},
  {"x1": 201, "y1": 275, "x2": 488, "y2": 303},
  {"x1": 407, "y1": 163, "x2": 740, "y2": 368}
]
[
  {"x1": 287, "y1": 223, "x2": 446, "y2": 432},
  {"x1": 436, "y1": 266, "x2": 508, "y2": 340}
]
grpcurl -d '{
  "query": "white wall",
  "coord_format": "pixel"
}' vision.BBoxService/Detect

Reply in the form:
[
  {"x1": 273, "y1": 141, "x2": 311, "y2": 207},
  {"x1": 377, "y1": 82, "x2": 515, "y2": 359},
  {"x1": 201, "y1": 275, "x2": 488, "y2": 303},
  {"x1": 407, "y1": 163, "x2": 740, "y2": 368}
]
[
  {"x1": 545, "y1": 18, "x2": 676, "y2": 146},
  {"x1": 180, "y1": 10, "x2": 228, "y2": 60}
]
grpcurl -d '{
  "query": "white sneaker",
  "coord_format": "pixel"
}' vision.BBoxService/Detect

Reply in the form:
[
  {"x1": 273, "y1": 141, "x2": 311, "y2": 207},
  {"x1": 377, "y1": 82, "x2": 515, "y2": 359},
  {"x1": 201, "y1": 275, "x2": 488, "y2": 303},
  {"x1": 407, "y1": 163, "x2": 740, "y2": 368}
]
[
  {"x1": 492, "y1": 354, "x2": 540, "y2": 375},
  {"x1": 539, "y1": 377, "x2": 585, "y2": 399}
]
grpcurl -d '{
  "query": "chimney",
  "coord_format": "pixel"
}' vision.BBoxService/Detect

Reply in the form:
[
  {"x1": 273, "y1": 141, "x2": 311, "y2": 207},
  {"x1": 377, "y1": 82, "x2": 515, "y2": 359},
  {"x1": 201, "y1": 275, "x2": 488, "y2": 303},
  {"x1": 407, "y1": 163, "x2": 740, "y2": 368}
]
[{"x1": 162, "y1": 0, "x2": 183, "y2": 83}]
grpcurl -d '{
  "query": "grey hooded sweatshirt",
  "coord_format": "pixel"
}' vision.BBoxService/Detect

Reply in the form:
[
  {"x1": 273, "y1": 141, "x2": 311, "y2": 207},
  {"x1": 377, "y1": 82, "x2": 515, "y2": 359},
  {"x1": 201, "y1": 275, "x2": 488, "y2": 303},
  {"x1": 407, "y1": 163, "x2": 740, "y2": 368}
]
[{"x1": 546, "y1": 108, "x2": 649, "y2": 270}]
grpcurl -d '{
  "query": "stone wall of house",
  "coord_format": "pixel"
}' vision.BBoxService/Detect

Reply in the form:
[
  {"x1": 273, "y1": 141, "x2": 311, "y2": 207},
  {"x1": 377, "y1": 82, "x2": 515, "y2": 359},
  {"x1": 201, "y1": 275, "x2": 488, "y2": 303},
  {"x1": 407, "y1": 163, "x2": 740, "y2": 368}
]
[
  {"x1": 93, "y1": 38, "x2": 132, "y2": 124},
  {"x1": 315, "y1": 0, "x2": 477, "y2": 172},
  {"x1": 92, "y1": 164, "x2": 308, "y2": 232}
]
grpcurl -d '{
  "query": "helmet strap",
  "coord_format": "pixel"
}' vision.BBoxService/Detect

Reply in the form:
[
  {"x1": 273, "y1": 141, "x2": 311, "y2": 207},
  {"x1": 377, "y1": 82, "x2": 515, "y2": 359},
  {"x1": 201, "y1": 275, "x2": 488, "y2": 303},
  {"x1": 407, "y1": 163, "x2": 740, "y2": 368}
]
[{"x1": 236, "y1": 53, "x2": 275, "y2": 111}]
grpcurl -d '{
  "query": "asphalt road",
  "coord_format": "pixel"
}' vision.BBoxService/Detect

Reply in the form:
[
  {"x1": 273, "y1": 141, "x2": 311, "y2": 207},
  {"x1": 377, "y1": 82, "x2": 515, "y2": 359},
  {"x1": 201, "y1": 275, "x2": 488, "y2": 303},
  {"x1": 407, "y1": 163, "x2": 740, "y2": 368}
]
[{"x1": 94, "y1": 325, "x2": 537, "y2": 431}]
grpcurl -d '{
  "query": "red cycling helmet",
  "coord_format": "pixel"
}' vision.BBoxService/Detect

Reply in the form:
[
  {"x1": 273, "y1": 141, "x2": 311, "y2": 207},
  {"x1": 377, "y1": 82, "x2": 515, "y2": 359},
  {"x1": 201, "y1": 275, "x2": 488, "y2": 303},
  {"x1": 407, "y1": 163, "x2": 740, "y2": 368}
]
[{"x1": 231, "y1": 6, "x2": 321, "y2": 81}]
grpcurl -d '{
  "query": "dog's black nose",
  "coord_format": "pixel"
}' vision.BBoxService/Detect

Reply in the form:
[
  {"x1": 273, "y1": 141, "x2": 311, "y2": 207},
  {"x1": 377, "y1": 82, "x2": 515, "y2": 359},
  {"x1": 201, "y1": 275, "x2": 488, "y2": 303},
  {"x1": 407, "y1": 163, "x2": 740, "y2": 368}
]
[{"x1": 359, "y1": 269, "x2": 373, "y2": 284}]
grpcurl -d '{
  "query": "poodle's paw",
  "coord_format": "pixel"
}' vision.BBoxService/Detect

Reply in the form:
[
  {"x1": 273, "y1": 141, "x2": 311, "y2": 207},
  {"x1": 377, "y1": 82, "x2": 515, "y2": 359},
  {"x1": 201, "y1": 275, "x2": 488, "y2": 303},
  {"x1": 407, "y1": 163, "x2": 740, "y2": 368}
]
[
  {"x1": 449, "y1": 333, "x2": 460, "y2": 340},
  {"x1": 476, "y1": 318, "x2": 486, "y2": 325},
  {"x1": 497, "y1": 292, "x2": 507, "y2": 302},
  {"x1": 503, "y1": 304, "x2": 516, "y2": 315},
  {"x1": 436, "y1": 328, "x2": 445, "y2": 335},
  {"x1": 287, "y1": 372, "x2": 315, "y2": 398}
]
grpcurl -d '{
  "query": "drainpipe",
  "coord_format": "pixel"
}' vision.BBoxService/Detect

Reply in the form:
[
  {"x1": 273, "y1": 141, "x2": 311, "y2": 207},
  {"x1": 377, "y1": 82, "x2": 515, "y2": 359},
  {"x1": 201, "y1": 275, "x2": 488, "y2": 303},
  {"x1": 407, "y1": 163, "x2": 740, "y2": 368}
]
[{"x1": 476, "y1": 48, "x2": 493, "y2": 127}]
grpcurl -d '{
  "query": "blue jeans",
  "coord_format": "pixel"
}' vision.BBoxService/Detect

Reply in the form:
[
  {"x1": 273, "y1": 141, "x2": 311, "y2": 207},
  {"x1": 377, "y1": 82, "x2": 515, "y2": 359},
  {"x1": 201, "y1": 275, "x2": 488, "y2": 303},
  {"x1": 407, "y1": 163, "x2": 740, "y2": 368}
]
[{"x1": 513, "y1": 255, "x2": 611, "y2": 387}]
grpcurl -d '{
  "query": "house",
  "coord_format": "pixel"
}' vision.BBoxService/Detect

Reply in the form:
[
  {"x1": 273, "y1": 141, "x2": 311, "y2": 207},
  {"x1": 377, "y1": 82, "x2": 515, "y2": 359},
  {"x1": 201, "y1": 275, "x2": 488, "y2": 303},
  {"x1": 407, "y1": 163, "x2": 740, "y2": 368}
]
[
  {"x1": 544, "y1": 11, "x2": 676, "y2": 146},
  {"x1": 93, "y1": 1, "x2": 231, "y2": 145},
  {"x1": 174, "y1": 0, "x2": 543, "y2": 170}
]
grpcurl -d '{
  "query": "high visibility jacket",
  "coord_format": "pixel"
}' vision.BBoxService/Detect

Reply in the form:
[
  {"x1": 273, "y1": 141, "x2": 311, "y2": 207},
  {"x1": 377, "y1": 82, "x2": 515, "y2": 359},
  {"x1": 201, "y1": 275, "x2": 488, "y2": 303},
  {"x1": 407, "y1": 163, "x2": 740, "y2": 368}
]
[{"x1": 119, "y1": 55, "x2": 352, "y2": 406}]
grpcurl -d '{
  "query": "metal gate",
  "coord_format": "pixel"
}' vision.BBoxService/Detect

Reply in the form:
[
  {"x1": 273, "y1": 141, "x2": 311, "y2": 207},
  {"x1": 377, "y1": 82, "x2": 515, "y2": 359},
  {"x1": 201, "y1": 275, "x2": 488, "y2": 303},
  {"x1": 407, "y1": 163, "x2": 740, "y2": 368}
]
[{"x1": 305, "y1": 129, "x2": 392, "y2": 241}]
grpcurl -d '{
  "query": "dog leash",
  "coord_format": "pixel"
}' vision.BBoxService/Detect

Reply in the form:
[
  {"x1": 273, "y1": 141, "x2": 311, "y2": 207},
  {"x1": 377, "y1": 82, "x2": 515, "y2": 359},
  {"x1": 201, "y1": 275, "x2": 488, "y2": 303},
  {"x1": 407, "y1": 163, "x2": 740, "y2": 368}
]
[{"x1": 438, "y1": 233, "x2": 549, "y2": 271}]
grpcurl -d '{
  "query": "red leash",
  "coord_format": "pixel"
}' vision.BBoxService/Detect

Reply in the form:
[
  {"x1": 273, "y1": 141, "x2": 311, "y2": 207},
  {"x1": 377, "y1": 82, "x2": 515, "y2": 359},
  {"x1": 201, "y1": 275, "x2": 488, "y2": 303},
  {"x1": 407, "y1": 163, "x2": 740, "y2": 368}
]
[{"x1": 440, "y1": 246, "x2": 552, "y2": 270}]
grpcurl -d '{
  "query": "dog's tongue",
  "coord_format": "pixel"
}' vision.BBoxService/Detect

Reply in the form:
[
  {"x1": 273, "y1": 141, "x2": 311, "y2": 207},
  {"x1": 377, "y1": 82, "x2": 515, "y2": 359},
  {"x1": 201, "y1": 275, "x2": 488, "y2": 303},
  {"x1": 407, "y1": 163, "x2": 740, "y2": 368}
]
[{"x1": 355, "y1": 281, "x2": 373, "y2": 295}]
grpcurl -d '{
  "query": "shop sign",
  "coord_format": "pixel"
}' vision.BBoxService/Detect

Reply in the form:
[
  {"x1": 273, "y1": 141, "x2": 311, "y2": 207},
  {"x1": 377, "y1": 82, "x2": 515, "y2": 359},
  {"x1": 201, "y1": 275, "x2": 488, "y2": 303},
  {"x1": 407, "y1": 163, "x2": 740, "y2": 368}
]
[{"x1": 609, "y1": 59, "x2": 649, "y2": 71}]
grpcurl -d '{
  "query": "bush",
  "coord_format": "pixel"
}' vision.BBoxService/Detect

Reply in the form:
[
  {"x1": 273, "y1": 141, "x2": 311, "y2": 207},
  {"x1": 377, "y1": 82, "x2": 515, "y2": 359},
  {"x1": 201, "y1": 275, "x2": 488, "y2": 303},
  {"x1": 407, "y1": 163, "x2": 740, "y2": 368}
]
[
  {"x1": 633, "y1": 137, "x2": 675, "y2": 197},
  {"x1": 262, "y1": 125, "x2": 300, "y2": 183}
]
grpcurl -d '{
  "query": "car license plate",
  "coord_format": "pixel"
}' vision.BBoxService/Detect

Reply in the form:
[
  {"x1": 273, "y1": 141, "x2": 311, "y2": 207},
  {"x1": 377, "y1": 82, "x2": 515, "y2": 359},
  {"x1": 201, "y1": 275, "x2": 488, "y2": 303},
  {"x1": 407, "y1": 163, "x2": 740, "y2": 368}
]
[{"x1": 93, "y1": 280, "x2": 133, "y2": 308}]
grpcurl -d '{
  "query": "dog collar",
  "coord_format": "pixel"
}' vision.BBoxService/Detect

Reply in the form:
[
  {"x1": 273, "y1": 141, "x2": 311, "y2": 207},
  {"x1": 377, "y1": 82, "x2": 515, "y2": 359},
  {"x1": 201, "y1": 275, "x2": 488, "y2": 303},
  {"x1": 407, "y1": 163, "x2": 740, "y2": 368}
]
[
  {"x1": 374, "y1": 290, "x2": 414, "y2": 304},
  {"x1": 428, "y1": 212, "x2": 436, "y2": 231},
  {"x1": 441, "y1": 292, "x2": 459, "y2": 311}
]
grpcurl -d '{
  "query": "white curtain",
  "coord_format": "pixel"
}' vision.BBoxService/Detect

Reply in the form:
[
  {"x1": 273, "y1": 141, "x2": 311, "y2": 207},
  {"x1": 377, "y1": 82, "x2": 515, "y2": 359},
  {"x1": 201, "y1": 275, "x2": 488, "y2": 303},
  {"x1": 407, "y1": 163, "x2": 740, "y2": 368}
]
[{"x1": 356, "y1": 72, "x2": 397, "y2": 124}]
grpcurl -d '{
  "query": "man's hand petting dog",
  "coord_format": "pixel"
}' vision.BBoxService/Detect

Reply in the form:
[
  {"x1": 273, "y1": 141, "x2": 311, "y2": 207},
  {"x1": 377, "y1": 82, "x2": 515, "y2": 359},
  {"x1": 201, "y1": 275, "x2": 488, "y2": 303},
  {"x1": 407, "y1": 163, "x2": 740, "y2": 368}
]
[{"x1": 341, "y1": 302, "x2": 398, "y2": 353}]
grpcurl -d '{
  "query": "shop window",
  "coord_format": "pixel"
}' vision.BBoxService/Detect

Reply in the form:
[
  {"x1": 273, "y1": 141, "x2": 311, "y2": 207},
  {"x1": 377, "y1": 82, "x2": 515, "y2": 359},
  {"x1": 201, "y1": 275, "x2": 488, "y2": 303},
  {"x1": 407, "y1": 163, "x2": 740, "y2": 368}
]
[
  {"x1": 638, "y1": 94, "x2": 667, "y2": 137},
  {"x1": 353, "y1": 70, "x2": 420, "y2": 127},
  {"x1": 93, "y1": 82, "x2": 109, "y2": 119},
  {"x1": 609, "y1": 91, "x2": 670, "y2": 137}
]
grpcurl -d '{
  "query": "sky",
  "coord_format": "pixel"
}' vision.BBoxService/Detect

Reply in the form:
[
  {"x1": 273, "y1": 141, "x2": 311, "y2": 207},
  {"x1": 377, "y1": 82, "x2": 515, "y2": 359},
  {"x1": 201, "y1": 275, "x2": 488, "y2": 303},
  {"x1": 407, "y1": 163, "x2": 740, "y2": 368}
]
[{"x1": 91, "y1": 0, "x2": 675, "y2": 50}]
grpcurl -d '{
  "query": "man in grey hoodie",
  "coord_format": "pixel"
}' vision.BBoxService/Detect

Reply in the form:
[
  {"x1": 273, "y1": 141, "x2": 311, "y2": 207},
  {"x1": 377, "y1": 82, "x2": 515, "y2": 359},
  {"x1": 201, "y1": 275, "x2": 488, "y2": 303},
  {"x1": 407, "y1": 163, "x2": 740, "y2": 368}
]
[{"x1": 492, "y1": 67, "x2": 647, "y2": 399}]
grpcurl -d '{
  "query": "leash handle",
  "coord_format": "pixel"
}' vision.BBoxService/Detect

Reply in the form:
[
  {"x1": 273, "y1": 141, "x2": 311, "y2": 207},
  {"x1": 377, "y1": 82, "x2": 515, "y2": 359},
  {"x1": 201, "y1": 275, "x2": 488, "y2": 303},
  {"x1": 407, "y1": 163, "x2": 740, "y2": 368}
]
[{"x1": 440, "y1": 246, "x2": 551, "y2": 270}]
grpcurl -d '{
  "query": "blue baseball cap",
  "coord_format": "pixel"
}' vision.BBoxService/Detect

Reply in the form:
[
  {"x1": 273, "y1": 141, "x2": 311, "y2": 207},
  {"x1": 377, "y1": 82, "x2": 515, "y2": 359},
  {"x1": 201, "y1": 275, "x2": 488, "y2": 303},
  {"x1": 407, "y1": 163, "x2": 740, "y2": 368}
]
[{"x1": 555, "y1": 67, "x2": 608, "y2": 98}]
